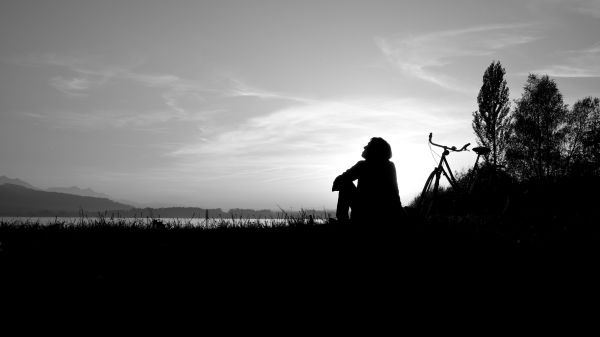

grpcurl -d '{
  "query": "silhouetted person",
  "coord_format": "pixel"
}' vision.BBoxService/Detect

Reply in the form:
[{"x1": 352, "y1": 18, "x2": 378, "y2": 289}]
[{"x1": 332, "y1": 137, "x2": 403, "y2": 225}]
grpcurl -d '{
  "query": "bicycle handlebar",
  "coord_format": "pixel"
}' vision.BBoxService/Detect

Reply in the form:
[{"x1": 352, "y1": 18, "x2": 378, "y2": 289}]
[{"x1": 428, "y1": 132, "x2": 470, "y2": 152}]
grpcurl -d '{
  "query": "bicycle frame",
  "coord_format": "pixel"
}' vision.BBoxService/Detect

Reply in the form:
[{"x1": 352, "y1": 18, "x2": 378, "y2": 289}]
[{"x1": 418, "y1": 133, "x2": 470, "y2": 213}]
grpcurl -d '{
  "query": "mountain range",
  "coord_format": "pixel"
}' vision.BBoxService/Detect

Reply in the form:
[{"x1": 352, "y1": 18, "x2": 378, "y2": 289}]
[
  {"x1": 0, "y1": 176, "x2": 333, "y2": 218},
  {"x1": 0, "y1": 176, "x2": 39, "y2": 190},
  {"x1": 0, "y1": 175, "x2": 148, "y2": 208},
  {"x1": 1, "y1": 175, "x2": 113, "y2": 197},
  {"x1": 46, "y1": 186, "x2": 111, "y2": 199},
  {"x1": 0, "y1": 175, "x2": 139, "y2": 216},
  {"x1": 0, "y1": 183, "x2": 133, "y2": 216}
]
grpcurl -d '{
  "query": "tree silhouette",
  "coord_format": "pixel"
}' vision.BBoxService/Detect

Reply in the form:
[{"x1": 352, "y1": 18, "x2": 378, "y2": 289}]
[
  {"x1": 506, "y1": 74, "x2": 569, "y2": 180},
  {"x1": 565, "y1": 97, "x2": 600, "y2": 176},
  {"x1": 472, "y1": 61, "x2": 511, "y2": 167}
]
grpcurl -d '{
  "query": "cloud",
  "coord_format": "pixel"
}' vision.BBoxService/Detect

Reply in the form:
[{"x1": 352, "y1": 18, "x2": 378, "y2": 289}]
[
  {"x1": 172, "y1": 97, "x2": 466, "y2": 155},
  {"x1": 160, "y1": 95, "x2": 475, "y2": 208},
  {"x1": 224, "y1": 78, "x2": 312, "y2": 103},
  {"x1": 573, "y1": 0, "x2": 600, "y2": 18},
  {"x1": 531, "y1": 43, "x2": 600, "y2": 77},
  {"x1": 531, "y1": 0, "x2": 600, "y2": 19},
  {"x1": 49, "y1": 76, "x2": 99, "y2": 96},
  {"x1": 12, "y1": 53, "x2": 479, "y2": 208},
  {"x1": 17, "y1": 54, "x2": 310, "y2": 130},
  {"x1": 25, "y1": 109, "x2": 177, "y2": 131},
  {"x1": 375, "y1": 23, "x2": 539, "y2": 91},
  {"x1": 168, "y1": 97, "x2": 469, "y2": 182},
  {"x1": 19, "y1": 54, "x2": 210, "y2": 111},
  {"x1": 49, "y1": 76, "x2": 90, "y2": 96}
]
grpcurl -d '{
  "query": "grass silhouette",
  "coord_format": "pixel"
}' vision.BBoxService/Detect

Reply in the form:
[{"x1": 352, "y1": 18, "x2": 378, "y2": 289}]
[{"x1": 1, "y1": 186, "x2": 599, "y2": 288}]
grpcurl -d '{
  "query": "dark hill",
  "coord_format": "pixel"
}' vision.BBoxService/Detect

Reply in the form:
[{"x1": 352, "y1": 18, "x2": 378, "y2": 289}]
[{"x1": 0, "y1": 184, "x2": 133, "y2": 216}]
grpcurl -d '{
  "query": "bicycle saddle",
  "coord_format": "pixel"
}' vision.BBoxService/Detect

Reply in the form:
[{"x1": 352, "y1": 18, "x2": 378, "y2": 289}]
[{"x1": 473, "y1": 146, "x2": 491, "y2": 155}]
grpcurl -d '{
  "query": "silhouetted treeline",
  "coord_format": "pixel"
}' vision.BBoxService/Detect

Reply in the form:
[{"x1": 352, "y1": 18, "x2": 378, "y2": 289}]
[
  {"x1": 473, "y1": 62, "x2": 600, "y2": 178},
  {"x1": 426, "y1": 61, "x2": 600, "y2": 221}
]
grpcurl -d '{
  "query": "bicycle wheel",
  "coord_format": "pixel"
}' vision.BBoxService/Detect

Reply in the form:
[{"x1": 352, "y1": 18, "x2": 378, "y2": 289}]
[{"x1": 416, "y1": 170, "x2": 436, "y2": 216}]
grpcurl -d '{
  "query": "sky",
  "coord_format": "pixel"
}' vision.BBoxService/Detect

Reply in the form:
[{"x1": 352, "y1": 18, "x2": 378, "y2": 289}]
[{"x1": 1, "y1": 0, "x2": 599, "y2": 210}]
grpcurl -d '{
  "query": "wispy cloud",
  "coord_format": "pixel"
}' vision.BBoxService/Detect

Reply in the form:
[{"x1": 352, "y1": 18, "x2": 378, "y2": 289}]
[
  {"x1": 531, "y1": 42, "x2": 600, "y2": 77},
  {"x1": 159, "y1": 95, "x2": 474, "y2": 208},
  {"x1": 572, "y1": 0, "x2": 600, "y2": 18},
  {"x1": 172, "y1": 97, "x2": 467, "y2": 155},
  {"x1": 11, "y1": 53, "x2": 476, "y2": 206},
  {"x1": 48, "y1": 76, "x2": 97, "y2": 96},
  {"x1": 19, "y1": 53, "x2": 213, "y2": 108},
  {"x1": 375, "y1": 23, "x2": 539, "y2": 92},
  {"x1": 531, "y1": 0, "x2": 600, "y2": 19},
  {"x1": 25, "y1": 109, "x2": 179, "y2": 131},
  {"x1": 225, "y1": 78, "x2": 313, "y2": 103},
  {"x1": 168, "y1": 97, "x2": 469, "y2": 183},
  {"x1": 16, "y1": 54, "x2": 309, "y2": 129}
]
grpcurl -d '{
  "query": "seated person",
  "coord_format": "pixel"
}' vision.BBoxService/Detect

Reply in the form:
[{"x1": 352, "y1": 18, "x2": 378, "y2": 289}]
[{"x1": 332, "y1": 137, "x2": 403, "y2": 225}]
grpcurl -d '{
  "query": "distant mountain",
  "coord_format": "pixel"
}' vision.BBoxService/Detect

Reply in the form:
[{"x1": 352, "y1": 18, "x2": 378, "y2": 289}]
[
  {"x1": 0, "y1": 176, "x2": 39, "y2": 190},
  {"x1": 46, "y1": 186, "x2": 111, "y2": 199},
  {"x1": 0, "y1": 183, "x2": 133, "y2": 216}
]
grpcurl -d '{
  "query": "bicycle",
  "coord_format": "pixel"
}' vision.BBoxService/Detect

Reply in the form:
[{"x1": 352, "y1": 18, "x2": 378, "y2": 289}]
[{"x1": 417, "y1": 133, "x2": 491, "y2": 216}]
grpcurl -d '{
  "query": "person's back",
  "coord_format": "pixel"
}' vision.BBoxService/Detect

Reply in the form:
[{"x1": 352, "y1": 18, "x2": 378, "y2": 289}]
[{"x1": 351, "y1": 159, "x2": 400, "y2": 222}]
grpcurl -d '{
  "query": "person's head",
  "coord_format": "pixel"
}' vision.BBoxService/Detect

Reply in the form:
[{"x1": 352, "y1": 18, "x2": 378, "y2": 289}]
[{"x1": 361, "y1": 137, "x2": 392, "y2": 161}]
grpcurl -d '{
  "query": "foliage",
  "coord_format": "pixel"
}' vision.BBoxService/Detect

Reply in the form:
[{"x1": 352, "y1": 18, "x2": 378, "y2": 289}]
[
  {"x1": 472, "y1": 61, "x2": 512, "y2": 166},
  {"x1": 564, "y1": 96, "x2": 600, "y2": 176},
  {"x1": 505, "y1": 74, "x2": 569, "y2": 180}
]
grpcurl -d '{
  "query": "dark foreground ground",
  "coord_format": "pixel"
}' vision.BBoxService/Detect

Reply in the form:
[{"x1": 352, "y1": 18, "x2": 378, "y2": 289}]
[
  {"x1": 2, "y1": 220, "x2": 595, "y2": 332},
  {"x1": 3, "y1": 217, "x2": 600, "y2": 324},
  {"x1": 2, "y1": 215, "x2": 598, "y2": 287}
]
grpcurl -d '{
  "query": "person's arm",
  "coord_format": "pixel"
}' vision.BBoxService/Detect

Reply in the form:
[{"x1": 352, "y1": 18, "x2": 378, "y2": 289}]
[{"x1": 332, "y1": 161, "x2": 364, "y2": 191}]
